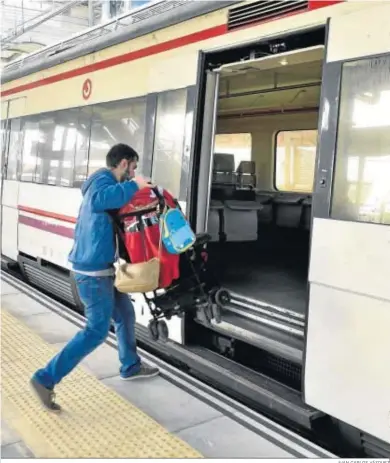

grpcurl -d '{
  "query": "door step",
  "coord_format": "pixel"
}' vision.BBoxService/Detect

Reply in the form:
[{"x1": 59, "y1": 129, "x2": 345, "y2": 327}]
[
  {"x1": 196, "y1": 311, "x2": 303, "y2": 364},
  {"x1": 229, "y1": 291, "x2": 305, "y2": 335},
  {"x1": 135, "y1": 323, "x2": 321, "y2": 430},
  {"x1": 225, "y1": 301, "x2": 304, "y2": 337},
  {"x1": 195, "y1": 289, "x2": 305, "y2": 364},
  {"x1": 167, "y1": 344, "x2": 322, "y2": 430}
]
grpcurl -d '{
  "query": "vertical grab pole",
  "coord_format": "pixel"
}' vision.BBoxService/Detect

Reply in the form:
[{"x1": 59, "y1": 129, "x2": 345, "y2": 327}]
[{"x1": 195, "y1": 70, "x2": 220, "y2": 234}]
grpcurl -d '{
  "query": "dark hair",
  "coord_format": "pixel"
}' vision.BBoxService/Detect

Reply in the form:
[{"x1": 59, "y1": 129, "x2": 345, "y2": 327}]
[{"x1": 106, "y1": 143, "x2": 139, "y2": 168}]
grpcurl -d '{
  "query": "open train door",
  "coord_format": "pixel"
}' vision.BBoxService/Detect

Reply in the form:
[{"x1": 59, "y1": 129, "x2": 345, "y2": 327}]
[{"x1": 304, "y1": 3, "x2": 390, "y2": 445}]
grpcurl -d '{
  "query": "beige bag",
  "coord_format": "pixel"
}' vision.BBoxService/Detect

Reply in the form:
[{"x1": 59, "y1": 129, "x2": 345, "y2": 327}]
[
  {"x1": 114, "y1": 221, "x2": 163, "y2": 294},
  {"x1": 114, "y1": 258, "x2": 160, "y2": 293}
]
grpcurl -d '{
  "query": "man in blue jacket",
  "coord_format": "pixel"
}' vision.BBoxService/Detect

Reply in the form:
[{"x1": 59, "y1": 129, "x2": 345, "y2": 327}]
[{"x1": 30, "y1": 144, "x2": 159, "y2": 412}]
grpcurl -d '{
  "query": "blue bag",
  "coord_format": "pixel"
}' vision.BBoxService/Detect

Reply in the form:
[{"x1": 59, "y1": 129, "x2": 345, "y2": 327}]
[{"x1": 161, "y1": 208, "x2": 196, "y2": 254}]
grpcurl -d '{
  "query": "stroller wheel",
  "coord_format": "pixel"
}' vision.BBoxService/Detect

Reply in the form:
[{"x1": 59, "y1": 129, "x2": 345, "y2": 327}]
[
  {"x1": 157, "y1": 320, "x2": 169, "y2": 342},
  {"x1": 215, "y1": 289, "x2": 230, "y2": 308},
  {"x1": 148, "y1": 320, "x2": 159, "y2": 341},
  {"x1": 212, "y1": 304, "x2": 222, "y2": 324}
]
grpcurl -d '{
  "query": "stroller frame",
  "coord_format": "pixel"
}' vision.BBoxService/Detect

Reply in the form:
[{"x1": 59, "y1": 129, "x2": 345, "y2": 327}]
[{"x1": 111, "y1": 188, "x2": 230, "y2": 342}]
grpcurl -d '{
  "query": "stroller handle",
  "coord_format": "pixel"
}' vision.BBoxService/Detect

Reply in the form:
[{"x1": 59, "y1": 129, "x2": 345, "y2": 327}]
[
  {"x1": 151, "y1": 186, "x2": 167, "y2": 211},
  {"x1": 152, "y1": 185, "x2": 183, "y2": 212},
  {"x1": 118, "y1": 186, "x2": 167, "y2": 221}
]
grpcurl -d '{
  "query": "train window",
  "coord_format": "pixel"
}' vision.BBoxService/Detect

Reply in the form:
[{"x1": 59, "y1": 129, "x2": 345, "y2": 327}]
[
  {"x1": 214, "y1": 133, "x2": 252, "y2": 169},
  {"x1": 35, "y1": 114, "x2": 57, "y2": 185},
  {"x1": 35, "y1": 109, "x2": 80, "y2": 187},
  {"x1": 73, "y1": 107, "x2": 92, "y2": 187},
  {"x1": 89, "y1": 97, "x2": 147, "y2": 176},
  {"x1": 1, "y1": 119, "x2": 10, "y2": 176},
  {"x1": 21, "y1": 116, "x2": 40, "y2": 183},
  {"x1": 275, "y1": 130, "x2": 317, "y2": 193},
  {"x1": 1, "y1": 120, "x2": 8, "y2": 156},
  {"x1": 6, "y1": 118, "x2": 23, "y2": 181},
  {"x1": 331, "y1": 55, "x2": 390, "y2": 225},
  {"x1": 151, "y1": 89, "x2": 187, "y2": 198}
]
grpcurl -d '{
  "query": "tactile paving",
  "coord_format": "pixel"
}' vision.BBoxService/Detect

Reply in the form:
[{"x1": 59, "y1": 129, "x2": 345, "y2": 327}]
[{"x1": 1, "y1": 309, "x2": 202, "y2": 458}]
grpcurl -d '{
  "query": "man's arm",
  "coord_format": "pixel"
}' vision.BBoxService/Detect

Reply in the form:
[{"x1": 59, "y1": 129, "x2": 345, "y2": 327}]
[{"x1": 90, "y1": 179, "x2": 139, "y2": 212}]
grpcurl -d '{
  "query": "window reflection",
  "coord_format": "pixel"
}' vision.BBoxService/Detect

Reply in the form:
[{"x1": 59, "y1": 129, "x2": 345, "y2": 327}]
[
  {"x1": 331, "y1": 55, "x2": 390, "y2": 225},
  {"x1": 89, "y1": 98, "x2": 147, "y2": 176},
  {"x1": 275, "y1": 130, "x2": 317, "y2": 193},
  {"x1": 352, "y1": 90, "x2": 390, "y2": 128},
  {"x1": 6, "y1": 118, "x2": 22, "y2": 180},
  {"x1": 1, "y1": 120, "x2": 8, "y2": 160},
  {"x1": 20, "y1": 108, "x2": 90, "y2": 187},
  {"x1": 21, "y1": 118, "x2": 40, "y2": 182},
  {"x1": 73, "y1": 108, "x2": 91, "y2": 186},
  {"x1": 151, "y1": 89, "x2": 187, "y2": 198},
  {"x1": 34, "y1": 110, "x2": 79, "y2": 186}
]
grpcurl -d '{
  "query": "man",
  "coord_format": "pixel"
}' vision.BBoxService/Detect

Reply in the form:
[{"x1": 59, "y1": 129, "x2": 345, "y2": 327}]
[{"x1": 31, "y1": 143, "x2": 159, "y2": 412}]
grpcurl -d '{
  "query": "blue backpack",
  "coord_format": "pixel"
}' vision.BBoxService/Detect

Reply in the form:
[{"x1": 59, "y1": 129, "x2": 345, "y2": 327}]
[{"x1": 161, "y1": 207, "x2": 196, "y2": 255}]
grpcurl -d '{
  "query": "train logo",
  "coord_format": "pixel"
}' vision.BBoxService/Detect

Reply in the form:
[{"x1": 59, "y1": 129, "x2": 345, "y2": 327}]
[{"x1": 82, "y1": 78, "x2": 92, "y2": 100}]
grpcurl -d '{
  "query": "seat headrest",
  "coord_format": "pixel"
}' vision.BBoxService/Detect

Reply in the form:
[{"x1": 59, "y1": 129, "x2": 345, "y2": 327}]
[
  {"x1": 237, "y1": 161, "x2": 255, "y2": 174},
  {"x1": 213, "y1": 153, "x2": 235, "y2": 172}
]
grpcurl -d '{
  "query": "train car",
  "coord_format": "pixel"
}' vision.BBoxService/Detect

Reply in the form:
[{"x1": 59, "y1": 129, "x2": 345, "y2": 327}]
[{"x1": 1, "y1": 0, "x2": 389, "y2": 456}]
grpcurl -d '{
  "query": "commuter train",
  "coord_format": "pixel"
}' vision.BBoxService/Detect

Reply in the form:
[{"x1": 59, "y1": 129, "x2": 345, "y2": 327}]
[{"x1": 1, "y1": 0, "x2": 389, "y2": 456}]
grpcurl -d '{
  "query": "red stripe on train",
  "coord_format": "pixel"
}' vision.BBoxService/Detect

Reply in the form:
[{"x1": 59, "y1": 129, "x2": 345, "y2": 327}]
[
  {"x1": 19, "y1": 214, "x2": 74, "y2": 239},
  {"x1": 308, "y1": 0, "x2": 343, "y2": 11},
  {"x1": 18, "y1": 205, "x2": 77, "y2": 224},
  {"x1": 1, "y1": 24, "x2": 227, "y2": 98}
]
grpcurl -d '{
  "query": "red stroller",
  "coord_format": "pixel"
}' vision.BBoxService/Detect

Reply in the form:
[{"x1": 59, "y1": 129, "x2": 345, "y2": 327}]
[{"x1": 109, "y1": 186, "x2": 229, "y2": 342}]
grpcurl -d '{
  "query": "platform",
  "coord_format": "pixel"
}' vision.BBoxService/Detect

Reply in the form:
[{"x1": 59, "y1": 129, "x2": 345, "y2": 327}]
[{"x1": 1, "y1": 277, "x2": 333, "y2": 458}]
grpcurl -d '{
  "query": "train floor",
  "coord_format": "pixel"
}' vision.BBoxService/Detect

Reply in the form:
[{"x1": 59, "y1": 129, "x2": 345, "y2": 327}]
[
  {"x1": 214, "y1": 241, "x2": 309, "y2": 315},
  {"x1": 1, "y1": 277, "x2": 332, "y2": 459}
]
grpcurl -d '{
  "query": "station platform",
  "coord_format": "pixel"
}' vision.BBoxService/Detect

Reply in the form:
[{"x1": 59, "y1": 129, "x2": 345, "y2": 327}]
[{"x1": 1, "y1": 276, "x2": 334, "y2": 459}]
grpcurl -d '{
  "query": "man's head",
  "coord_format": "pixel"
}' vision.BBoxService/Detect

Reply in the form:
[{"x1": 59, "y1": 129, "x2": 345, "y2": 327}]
[{"x1": 106, "y1": 143, "x2": 139, "y2": 182}]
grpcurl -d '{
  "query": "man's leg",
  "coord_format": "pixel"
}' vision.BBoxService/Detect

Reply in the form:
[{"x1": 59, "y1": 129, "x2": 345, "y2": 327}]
[
  {"x1": 31, "y1": 275, "x2": 114, "y2": 410},
  {"x1": 113, "y1": 290, "x2": 159, "y2": 380}
]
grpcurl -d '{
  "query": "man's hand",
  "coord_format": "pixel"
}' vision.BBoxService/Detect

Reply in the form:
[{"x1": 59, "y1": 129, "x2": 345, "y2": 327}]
[{"x1": 133, "y1": 176, "x2": 153, "y2": 189}]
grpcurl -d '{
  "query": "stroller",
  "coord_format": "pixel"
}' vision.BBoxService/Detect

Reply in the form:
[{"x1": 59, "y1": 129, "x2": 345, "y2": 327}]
[{"x1": 111, "y1": 186, "x2": 230, "y2": 342}]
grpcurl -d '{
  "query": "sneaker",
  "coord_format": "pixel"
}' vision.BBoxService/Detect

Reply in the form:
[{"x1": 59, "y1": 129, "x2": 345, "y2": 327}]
[
  {"x1": 30, "y1": 378, "x2": 61, "y2": 413},
  {"x1": 120, "y1": 364, "x2": 159, "y2": 381}
]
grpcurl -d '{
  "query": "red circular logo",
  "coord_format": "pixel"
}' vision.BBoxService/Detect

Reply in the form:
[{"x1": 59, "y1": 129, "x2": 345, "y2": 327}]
[{"x1": 82, "y1": 78, "x2": 92, "y2": 100}]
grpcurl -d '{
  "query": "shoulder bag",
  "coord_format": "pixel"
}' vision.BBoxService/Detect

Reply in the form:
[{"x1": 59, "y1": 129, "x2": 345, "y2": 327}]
[{"x1": 107, "y1": 208, "x2": 162, "y2": 294}]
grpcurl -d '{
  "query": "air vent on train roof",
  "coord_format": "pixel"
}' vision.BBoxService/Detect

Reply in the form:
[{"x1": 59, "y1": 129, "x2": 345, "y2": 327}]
[{"x1": 228, "y1": 0, "x2": 309, "y2": 31}]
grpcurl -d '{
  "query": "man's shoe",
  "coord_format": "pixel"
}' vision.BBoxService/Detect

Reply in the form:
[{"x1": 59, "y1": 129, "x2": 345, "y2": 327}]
[
  {"x1": 120, "y1": 364, "x2": 159, "y2": 381},
  {"x1": 30, "y1": 378, "x2": 61, "y2": 413}
]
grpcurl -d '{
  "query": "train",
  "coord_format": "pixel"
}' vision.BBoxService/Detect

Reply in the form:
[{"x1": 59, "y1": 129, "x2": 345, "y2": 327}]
[{"x1": 1, "y1": 0, "x2": 390, "y2": 456}]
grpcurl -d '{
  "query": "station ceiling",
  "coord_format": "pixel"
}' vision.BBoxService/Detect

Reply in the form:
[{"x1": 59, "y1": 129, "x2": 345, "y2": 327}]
[{"x1": 0, "y1": 0, "x2": 151, "y2": 68}]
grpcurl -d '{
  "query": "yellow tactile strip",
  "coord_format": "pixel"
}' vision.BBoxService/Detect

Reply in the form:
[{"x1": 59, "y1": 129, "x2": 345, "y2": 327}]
[{"x1": 1, "y1": 309, "x2": 202, "y2": 458}]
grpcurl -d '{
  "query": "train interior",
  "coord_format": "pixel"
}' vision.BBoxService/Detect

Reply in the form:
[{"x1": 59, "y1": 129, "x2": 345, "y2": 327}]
[{"x1": 198, "y1": 46, "x2": 324, "y2": 375}]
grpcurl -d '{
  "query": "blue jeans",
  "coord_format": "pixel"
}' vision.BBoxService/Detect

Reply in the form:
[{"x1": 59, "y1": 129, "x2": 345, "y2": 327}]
[{"x1": 33, "y1": 274, "x2": 141, "y2": 389}]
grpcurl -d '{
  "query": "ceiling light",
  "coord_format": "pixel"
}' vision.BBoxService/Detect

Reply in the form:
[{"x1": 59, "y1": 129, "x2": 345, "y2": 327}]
[{"x1": 280, "y1": 58, "x2": 288, "y2": 66}]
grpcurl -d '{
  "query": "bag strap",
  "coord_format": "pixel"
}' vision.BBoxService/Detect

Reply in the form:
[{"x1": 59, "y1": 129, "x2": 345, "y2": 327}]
[{"x1": 106, "y1": 210, "x2": 129, "y2": 263}]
